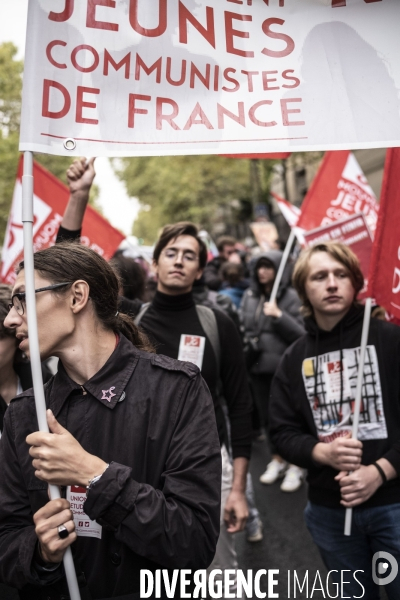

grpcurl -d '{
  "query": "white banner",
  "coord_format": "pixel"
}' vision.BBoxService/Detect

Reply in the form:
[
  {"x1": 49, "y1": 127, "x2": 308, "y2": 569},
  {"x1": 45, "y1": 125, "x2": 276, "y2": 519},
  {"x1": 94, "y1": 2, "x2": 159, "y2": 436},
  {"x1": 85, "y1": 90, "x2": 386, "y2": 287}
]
[{"x1": 20, "y1": 0, "x2": 400, "y2": 157}]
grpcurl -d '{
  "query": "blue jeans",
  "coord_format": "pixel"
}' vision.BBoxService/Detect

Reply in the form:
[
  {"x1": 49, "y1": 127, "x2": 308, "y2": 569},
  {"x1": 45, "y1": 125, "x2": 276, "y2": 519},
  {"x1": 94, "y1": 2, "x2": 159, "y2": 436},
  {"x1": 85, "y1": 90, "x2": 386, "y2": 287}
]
[{"x1": 305, "y1": 502, "x2": 400, "y2": 600}]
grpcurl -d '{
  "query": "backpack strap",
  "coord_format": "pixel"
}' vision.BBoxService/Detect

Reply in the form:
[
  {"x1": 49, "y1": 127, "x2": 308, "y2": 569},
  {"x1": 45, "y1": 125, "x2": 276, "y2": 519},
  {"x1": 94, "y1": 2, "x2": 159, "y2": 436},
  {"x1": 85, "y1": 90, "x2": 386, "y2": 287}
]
[
  {"x1": 195, "y1": 305, "x2": 221, "y2": 374},
  {"x1": 134, "y1": 302, "x2": 151, "y2": 326}
]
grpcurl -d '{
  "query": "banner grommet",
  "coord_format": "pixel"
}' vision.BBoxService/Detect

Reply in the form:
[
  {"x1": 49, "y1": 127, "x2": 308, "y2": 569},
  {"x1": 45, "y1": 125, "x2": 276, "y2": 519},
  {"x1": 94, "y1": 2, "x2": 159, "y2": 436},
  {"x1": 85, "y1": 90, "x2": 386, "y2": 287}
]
[{"x1": 64, "y1": 138, "x2": 76, "y2": 151}]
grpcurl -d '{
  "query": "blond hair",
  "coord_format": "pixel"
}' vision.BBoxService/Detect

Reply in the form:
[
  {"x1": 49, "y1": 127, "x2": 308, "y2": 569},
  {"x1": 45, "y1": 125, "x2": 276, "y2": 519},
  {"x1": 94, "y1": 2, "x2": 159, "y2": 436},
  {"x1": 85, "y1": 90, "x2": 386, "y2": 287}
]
[{"x1": 292, "y1": 242, "x2": 364, "y2": 318}]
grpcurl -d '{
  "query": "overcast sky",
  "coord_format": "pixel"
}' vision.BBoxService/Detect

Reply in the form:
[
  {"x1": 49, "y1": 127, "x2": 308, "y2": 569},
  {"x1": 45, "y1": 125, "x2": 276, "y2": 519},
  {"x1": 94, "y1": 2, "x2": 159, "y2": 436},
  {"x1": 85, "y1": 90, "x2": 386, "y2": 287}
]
[{"x1": 0, "y1": 0, "x2": 139, "y2": 237}]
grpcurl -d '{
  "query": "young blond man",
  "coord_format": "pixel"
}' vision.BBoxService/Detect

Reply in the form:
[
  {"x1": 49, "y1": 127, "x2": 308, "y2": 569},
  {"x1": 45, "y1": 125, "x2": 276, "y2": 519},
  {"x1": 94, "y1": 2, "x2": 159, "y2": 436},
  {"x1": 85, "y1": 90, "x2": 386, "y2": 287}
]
[{"x1": 269, "y1": 242, "x2": 400, "y2": 599}]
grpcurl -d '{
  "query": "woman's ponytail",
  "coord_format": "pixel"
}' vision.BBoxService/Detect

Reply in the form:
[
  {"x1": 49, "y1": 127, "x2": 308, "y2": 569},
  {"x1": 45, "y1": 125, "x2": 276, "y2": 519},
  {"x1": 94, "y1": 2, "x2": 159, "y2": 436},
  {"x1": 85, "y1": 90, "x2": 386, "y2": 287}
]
[{"x1": 115, "y1": 312, "x2": 155, "y2": 353}]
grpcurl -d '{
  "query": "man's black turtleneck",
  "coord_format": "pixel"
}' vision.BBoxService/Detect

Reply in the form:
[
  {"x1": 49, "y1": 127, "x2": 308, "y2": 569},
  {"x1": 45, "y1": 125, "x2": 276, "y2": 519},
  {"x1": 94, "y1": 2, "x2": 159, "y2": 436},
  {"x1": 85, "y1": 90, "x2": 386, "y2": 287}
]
[{"x1": 140, "y1": 290, "x2": 252, "y2": 459}]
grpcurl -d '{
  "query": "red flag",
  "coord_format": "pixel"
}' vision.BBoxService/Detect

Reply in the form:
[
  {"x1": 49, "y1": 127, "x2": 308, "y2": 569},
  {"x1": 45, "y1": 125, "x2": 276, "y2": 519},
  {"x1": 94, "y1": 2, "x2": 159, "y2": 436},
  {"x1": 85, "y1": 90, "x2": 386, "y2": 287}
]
[
  {"x1": 368, "y1": 149, "x2": 400, "y2": 318},
  {"x1": 1, "y1": 156, "x2": 125, "y2": 285},
  {"x1": 271, "y1": 192, "x2": 301, "y2": 228},
  {"x1": 296, "y1": 151, "x2": 379, "y2": 235}
]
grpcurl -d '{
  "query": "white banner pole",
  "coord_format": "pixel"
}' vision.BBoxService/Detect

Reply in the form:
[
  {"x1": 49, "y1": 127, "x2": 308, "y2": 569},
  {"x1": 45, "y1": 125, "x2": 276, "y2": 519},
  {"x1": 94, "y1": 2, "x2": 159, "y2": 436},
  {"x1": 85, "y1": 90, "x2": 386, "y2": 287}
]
[
  {"x1": 22, "y1": 151, "x2": 81, "y2": 600},
  {"x1": 344, "y1": 297, "x2": 373, "y2": 536},
  {"x1": 269, "y1": 228, "x2": 296, "y2": 305}
]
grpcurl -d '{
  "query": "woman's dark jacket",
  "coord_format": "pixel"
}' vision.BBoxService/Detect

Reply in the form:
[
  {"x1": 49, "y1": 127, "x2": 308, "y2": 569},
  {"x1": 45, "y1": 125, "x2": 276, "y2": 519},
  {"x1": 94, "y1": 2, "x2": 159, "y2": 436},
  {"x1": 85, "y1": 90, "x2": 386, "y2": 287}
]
[
  {"x1": 240, "y1": 251, "x2": 305, "y2": 375},
  {"x1": 0, "y1": 335, "x2": 221, "y2": 599}
]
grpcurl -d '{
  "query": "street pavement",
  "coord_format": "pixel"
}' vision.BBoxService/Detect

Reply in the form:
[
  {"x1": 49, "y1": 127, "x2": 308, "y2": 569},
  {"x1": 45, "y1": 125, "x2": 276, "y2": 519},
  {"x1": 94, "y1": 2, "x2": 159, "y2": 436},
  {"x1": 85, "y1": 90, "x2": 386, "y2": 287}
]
[{"x1": 236, "y1": 437, "x2": 327, "y2": 599}]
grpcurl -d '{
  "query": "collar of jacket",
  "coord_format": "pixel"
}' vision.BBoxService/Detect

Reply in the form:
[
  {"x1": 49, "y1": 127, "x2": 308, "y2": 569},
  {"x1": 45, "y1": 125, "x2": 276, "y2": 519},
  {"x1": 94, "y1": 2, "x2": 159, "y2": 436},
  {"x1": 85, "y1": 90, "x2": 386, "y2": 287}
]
[{"x1": 49, "y1": 334, "x2": 139, "y2": 417}]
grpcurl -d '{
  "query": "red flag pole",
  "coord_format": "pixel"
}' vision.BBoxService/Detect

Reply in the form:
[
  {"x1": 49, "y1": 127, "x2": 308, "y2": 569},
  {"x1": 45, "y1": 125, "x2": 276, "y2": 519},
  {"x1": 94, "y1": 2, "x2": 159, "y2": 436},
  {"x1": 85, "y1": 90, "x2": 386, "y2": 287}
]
[
  {"x1": 344, "y1": 297, "x2": 372, "y2": 536},
  {"x1": 22, "y1": 151, "x2": 82, "y2": 600}
]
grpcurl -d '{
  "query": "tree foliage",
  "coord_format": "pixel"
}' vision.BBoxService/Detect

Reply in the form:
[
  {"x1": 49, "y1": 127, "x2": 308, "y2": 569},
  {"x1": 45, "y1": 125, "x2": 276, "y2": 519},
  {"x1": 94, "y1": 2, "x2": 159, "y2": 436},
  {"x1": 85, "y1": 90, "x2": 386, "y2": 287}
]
[
  {"x1": 114, "y1": 155, "x2": 276, "y2": 244},
  {"x1": 0, "y1": 43, "x2": 23, "y2": 244}
]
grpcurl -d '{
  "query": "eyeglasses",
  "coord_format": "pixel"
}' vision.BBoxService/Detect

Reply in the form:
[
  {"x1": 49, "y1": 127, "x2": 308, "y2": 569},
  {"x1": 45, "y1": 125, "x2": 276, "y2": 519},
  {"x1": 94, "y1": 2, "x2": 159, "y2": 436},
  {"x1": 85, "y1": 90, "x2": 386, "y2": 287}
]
[
  {"x1": 8, "y1": 282, "x2": 72, "y2": 316},
  {"x1": 162, "y1": 249, "x2": 199, "y2": 263}
]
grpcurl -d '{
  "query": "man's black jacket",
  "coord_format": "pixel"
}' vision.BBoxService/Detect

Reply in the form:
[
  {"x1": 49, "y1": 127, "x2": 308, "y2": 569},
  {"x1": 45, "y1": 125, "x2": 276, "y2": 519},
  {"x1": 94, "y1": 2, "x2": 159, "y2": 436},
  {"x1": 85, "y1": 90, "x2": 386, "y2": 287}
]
[{"x1": 0, "y1": 335, "x2": 221, "y2": 599}]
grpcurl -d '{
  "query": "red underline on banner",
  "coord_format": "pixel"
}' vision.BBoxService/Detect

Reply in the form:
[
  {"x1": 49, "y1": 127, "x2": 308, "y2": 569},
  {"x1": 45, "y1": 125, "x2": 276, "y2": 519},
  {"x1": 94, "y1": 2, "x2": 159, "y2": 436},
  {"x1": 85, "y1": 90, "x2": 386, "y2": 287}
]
[{"x1": 40, "y1": 133, "x2": 308, "y2": 145}]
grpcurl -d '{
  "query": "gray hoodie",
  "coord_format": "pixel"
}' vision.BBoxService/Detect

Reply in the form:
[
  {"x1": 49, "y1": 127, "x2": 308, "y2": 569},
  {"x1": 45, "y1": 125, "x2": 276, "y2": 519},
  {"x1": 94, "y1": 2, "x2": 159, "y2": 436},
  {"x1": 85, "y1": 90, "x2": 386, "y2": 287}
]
[{"x1": 240, "y1": 251, "x2": 305, "y2": 375}]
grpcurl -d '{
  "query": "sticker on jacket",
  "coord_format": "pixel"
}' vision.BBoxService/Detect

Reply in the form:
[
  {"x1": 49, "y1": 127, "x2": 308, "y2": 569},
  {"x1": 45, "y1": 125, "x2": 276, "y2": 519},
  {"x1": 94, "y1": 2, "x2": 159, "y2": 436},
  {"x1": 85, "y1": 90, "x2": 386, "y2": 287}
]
[
  {"x1": 178, "y1": 335, "x2": 206, "y2": 369},
  {"x1": 302, "y1": 345, "x2": 387, "y2": 442},
  {"x1": 66, "y1": 485, "x2": 102, "y2": 539}
]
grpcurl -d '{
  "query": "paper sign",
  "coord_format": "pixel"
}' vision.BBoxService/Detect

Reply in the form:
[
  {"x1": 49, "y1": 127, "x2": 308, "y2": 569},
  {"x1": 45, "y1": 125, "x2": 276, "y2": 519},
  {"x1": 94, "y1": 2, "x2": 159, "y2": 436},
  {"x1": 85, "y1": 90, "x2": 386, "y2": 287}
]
[
  {"x1": 250, "y1": 222, "x2": 279, "y2": 251},
  {"x1": 302, "y1": 346, "x2": 387, "y2": 443},
  {"x1": 67, "y1": 485, "x2": 102, "y2": 540},
  {"x1": 178, "y1": 335, "x2": 206, "y2": 370}
]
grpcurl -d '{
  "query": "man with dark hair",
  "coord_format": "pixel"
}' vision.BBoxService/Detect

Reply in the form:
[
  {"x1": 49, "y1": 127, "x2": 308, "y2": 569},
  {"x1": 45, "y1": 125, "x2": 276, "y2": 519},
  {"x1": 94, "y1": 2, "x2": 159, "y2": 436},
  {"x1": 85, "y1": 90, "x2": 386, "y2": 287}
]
[
  {"x1": 152, "y1": 222, "x2": 209, "y2": 270},
  {"x1": 135, "y1": 222, "x2": 253, "y2": 596},
  {"x1": 203, "y1": 235, "x2": 238, "y2": 291},
  {"x1": 269, "y1": 242, "x2": 400, "y2": 599}
]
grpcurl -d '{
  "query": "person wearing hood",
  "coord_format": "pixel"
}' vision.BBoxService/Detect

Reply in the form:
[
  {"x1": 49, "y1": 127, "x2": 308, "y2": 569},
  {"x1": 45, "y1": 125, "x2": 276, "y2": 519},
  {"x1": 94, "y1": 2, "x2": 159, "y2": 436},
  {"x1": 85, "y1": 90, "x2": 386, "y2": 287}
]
[
  {"x1": 240, "y1": 251, "x2": 305, "y2": 492},
  {"x1": 269, "y1": 242, "x2": 400, "y2": 600}
]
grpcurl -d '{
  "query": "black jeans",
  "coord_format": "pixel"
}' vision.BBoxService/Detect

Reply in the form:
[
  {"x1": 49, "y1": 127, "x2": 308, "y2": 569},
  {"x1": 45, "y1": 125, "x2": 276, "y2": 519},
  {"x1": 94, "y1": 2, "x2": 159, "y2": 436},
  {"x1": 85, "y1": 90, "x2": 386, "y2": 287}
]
[{"x1": 250, "y1": 373, "x2": 276, "y2": 453}]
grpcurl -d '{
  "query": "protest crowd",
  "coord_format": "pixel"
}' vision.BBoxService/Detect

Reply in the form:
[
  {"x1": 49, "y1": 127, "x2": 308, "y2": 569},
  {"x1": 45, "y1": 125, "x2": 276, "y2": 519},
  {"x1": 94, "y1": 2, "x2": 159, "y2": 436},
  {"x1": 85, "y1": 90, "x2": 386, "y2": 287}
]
[
  {"x1": 0, "y1": 150, "x2": 399, "y2": 600},
  {"x1": 2, "y1": 0, "x2": 400, "y2": 597}
]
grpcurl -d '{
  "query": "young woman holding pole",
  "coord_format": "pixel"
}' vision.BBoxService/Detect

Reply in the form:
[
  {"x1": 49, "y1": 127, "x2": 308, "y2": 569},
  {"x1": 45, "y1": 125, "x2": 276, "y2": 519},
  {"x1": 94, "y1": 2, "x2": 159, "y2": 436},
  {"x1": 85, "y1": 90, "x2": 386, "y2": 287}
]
[{"x1": 0, "y1": 242, "x2": 221, "y2": 600}]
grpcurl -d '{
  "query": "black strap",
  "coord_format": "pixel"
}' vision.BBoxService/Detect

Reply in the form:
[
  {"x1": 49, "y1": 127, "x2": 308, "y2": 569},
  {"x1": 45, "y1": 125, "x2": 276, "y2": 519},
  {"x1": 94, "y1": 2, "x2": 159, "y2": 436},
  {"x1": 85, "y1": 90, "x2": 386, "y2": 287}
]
[{"x1": 373, "y1": 461, "x2": 387, "y2": 484}]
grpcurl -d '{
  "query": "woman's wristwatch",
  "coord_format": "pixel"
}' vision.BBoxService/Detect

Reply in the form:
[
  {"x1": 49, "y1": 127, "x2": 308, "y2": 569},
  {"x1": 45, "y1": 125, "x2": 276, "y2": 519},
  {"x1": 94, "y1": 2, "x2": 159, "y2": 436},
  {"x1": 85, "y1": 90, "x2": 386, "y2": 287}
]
[{"x1": 87, "y1": 464, "x2": 110, "y2": 492}]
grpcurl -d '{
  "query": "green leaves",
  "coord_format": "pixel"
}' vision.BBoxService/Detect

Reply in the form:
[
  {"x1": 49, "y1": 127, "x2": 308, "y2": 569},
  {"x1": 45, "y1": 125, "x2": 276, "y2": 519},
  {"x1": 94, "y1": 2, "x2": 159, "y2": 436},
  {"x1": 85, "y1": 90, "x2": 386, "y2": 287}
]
[
  {"x1": 0, "y1": 42, "x2": 23, "y2": 134},
  {"x1": 113, "y1": 155, "x2": 276, "y2": 244}
]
